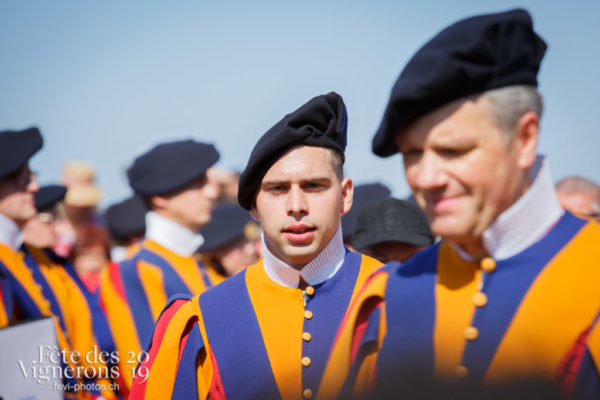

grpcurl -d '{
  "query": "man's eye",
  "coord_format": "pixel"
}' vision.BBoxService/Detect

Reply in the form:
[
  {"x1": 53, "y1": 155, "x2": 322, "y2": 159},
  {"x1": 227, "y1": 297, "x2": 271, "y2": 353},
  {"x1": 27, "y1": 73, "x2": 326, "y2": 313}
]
[
  {"x1": 439, "y1": 148, "x2": 468, "y2": 157},
  {"x1": 402, "y1": 149, "x2": 422, "y2": 157}
]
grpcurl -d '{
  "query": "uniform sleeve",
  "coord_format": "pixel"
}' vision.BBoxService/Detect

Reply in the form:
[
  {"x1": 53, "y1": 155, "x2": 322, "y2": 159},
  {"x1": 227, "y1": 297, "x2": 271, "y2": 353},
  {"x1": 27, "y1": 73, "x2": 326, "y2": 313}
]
[
  {"x1": 317, "y1": 268, "x2": 390, "y2": 400},
  {"x1": 130, "y1": 294, "x2": 219, "y2": 400},
  {"x1": 99, "y1": 261, "x2": 143, "y2": 392}
]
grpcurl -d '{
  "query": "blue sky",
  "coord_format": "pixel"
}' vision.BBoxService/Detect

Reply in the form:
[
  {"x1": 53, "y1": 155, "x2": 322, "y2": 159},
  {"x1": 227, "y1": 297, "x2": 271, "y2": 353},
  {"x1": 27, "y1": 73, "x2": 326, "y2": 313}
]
[{"x1": 2, "y1": 0, "x2": 599, "y2": 208}]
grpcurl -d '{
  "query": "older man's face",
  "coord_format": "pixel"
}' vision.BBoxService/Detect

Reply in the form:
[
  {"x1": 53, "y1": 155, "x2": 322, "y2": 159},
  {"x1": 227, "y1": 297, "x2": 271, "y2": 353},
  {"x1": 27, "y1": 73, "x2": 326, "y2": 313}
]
[{"x1": 395, "y1": 96, "x2": 532, "y2": 250}]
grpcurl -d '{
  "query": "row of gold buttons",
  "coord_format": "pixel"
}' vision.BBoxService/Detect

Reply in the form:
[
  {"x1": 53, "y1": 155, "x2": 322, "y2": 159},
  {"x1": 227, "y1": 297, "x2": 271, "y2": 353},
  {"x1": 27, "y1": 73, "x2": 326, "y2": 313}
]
[
  {"x1": 456, "y1": 258, "x2": 496, "y2": 379},
  {"x1": 302, "y1": 286, "x2": 315, "y2": 398}
]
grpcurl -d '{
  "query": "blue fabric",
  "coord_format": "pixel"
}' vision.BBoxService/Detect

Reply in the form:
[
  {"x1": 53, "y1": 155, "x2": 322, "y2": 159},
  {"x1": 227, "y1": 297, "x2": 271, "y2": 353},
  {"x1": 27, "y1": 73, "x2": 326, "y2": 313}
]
[
  {"x1": 462, "y1": 211, "x2": 587, "y2": 383},
  {"x1": 302, "y1": 251, "x2": 362, "y2": 393},
  {"x1": 0, "y1": 263, "x2": 13, "y2": 320},
  {"x1": 21, "y1": 247, "x2": 67, "y2": 332},
  {"x1": 338, "y1": 305, "x2": 383, "y2": 400},
  {"x1": 61, "y1": 257, "x2": 116, "y2": 355},
  {"x1": 122, "y1": 245, "x2": 213, "y2": 350},
  {"x1": 120, "y1": 257, "x2": 156, "y2": 346},
  {"x1": 377, "y1": 244, "x2": 441, "y2": 379},
  {"x1": 199, "y1": 270, "x2": 281, "y2": 400},
  {"x1": 4, "y1": 262, "x2": 45, "y2": 319},
  {"x1": 137, "y1": 248, "x2": 192, "y2": 295},
  {"x1": 171, "y1": 321, "x2": 203, "y2": 400},
  {"x1": 572, "y1": 348, "x2": 600, "y2": 400}
]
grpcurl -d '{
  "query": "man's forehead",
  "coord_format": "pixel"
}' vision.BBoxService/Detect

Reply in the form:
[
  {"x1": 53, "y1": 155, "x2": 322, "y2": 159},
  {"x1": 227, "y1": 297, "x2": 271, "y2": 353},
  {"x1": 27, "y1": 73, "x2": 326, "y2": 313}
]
[{"x1": 395, "y1": 97, "x2": 489, "y2": 148}]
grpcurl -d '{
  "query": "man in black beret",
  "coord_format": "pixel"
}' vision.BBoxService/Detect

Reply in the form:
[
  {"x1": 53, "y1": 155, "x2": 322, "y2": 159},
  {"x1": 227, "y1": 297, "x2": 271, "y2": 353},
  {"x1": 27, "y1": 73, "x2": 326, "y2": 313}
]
[
  {"x1": 0, "y1": 127, "x2": 43, "y2": 328},
  {"x1": 131, "y1": 92, "x2": 382, "y2": 399},
  {"x1": 0, "y1": 129, "x2": 112, "y2": 397},
  {"x1": 198, "y1": 203, "x2": 260, "y2": 277},
  {"x1": 99, "y1": 139, "x2": 225, "y2": 391},
  {"x1": 18, "y1": 184, "x2": 120, "y2": 397},
  {"x1": 103, "y1": 194, "x2": 147, "y2": 262},
  {"x1": 329, "y1": 9, "x2": 600, "y2": 399},
  {"x1": 352, "y1": 197, "x2": 434, "y2": 263}
]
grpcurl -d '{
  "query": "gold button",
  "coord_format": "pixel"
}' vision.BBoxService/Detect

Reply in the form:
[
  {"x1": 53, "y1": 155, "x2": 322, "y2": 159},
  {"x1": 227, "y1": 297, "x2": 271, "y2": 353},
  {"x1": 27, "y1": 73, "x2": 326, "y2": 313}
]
[
  {"x1": 464, "y1": 326, "x2": 479, "y2": 341},
  {"x1": 301, "y1": 357, "x2": 312, "y2": 367},
  {"x1": 304, "y1": 310, "x2": 313, "y2": 320},
  {"x1": 303, "y1": 388, "x2": 313, "y2": 399},
  {"x1": 302, "y1": 332, "x2": 312, "y2": 342},
  {"x1": 473, "y1": 292, "x2": 488, "y2": 307},
  {"x1": 305, "y1": 286, "x2": 315, "y2": 296},
  {"x1": 456, "y1": 365, "x2": 468, "y2": 379},
  {"x1": 480, "y1": 257, "x2": 496, "y2": 273}
]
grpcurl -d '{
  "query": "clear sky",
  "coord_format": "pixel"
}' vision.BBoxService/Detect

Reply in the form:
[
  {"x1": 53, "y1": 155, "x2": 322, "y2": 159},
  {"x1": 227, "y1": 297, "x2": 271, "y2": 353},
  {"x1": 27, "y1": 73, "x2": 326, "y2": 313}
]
[{"x1": 2, "y1": 0, "x2": 599, "y2": 209}]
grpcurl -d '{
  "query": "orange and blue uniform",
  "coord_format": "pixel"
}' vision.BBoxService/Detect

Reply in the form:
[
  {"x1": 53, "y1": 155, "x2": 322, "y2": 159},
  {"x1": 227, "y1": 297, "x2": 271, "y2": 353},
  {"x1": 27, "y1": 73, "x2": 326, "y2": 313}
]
[
  {"x1": 130, "y1": 250, "x2": 381, "y2": 400},
  {"x1": 1, "y1": 239, "x2": 121, "y2": 398},
  {"x1": 328, "y1": 211, "x2": 600, "y2": 399},
  {"x1": 22, "y1": 245, "x2": 120, "y2": 398},
  {"x1": 100, "y1": 237, "x2": 225, "y2": 392}
]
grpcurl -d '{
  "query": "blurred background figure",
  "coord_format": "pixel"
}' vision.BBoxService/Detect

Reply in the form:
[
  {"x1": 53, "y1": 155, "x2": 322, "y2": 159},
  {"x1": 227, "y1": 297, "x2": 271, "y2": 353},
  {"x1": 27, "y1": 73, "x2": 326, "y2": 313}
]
[
  {"x1": 69, "y1": 223, "x2": 111, "y2": 294},
  {"x1": 22, "y1": 184, "x2": 119, "y2": 398},
  {"x1": 555, "y1": 175, "x2": 600, "y2": 219},
  {"x1": 207, "y1": 166, "x2": 240, "y2": 204},
  {"x1": 352, "y1": 197, "x2": 434, "y2": 263},
  {"x1": 54, "y1": 161, "x2": 102, "y2": 257},
  {"x1": 104, "y1": 194, "x2": 147, "y2": 262},
  {"x1": 22, "y1": 185, "x2": 66, "y2": 250},
  {"x1": 341, "y1": 182, "x2": 391, "y2": 249},
  {"x1": 198, "y1": 203, "x2": 261, "y2": 277}
]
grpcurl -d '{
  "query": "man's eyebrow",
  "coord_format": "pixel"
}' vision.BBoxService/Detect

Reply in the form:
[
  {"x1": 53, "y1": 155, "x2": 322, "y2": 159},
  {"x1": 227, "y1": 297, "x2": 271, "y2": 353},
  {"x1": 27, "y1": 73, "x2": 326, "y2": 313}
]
[{"x1": 261, "y1": 179, "x2": 289, "y2": 187}]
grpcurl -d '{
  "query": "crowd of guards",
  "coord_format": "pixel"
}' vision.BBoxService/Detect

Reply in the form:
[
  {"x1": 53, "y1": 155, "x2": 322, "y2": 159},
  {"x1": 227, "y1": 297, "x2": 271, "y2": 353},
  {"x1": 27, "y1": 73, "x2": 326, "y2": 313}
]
[{"x1": 2, "y1": 8, "x2": 600, "y2": 400}]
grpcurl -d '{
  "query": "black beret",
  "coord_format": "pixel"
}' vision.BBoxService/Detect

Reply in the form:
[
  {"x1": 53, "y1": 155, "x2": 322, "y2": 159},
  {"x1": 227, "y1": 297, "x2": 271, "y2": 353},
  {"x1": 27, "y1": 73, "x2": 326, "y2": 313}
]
[
  {"x1": 199, "y1": 203, "x2": 256, "y2": 252},
  {"x1": 352, "y1": 197, "x2": 434, "y2": 250},
  {"x1": 0, "y1": 127, "x2": 43, "y2": 179},
  {"x1": 372, "y1": 8, "x2": 547, "y2": 157},
  {"x1": 238, "y1": 92, "x2": 348, "y2": 210},
  {"x1": 104, "y1": 195, "x2": 147, "y2": 242},
  {"x1": 342, "y1": 182, "x2": 391, "y2": 242},
  {"x1": 127, "y1": 140, "x2": 220, "y2": 196},
  {"x1": 35, "y1": 185, "x2": 67, "y2": 212}
]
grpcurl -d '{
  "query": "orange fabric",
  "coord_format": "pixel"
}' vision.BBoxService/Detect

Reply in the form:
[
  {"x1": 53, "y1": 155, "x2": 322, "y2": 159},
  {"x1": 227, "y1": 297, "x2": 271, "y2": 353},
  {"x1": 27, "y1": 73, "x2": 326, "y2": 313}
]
[
  {"x1": 434, "y1": 242, "x2": 481, "y2": 378},
  {"x1": 318, "y1": 264, "x2": 388, "y2": 400},
  {"x1": 485, "y1": 221, "x2": 600, "y2": 383},
  {"x1": 245, "y1": 262, "x2": 305, "y2": 400}
]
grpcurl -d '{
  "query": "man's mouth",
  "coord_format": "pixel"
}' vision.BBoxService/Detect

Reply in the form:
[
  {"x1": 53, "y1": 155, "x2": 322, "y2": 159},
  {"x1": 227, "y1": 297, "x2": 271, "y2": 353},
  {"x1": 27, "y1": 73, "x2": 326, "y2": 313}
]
[{"x1": 282, "y1": 224, "x2": 316, "y2": 242}]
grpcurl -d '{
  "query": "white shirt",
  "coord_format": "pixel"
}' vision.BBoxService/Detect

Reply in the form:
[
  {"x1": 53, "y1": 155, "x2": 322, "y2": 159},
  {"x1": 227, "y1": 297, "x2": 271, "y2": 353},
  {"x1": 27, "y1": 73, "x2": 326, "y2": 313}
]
[
  {"x1": 262, "y1": 223, "x2": 346, "y2": 288},
  {"x1": 453, "y1": 155, "x2": 563, "y2": 261},
  {"x1": 144, "y1": 211, "x2": 205, "y2": 257},
  {"x1": 0, "y1": 213, "x2": 23, "y2": 251}
]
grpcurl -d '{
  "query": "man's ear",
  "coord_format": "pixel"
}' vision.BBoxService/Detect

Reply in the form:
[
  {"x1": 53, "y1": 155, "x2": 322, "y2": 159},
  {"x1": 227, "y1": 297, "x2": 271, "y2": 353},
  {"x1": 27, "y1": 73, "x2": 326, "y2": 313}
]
[
  {"x1": 250, "y1": 203, "x2": 259, "y2": 221},
  {"x1": 150, "y1": 195, "x2": 168, "y2": 210},
  {"x1": 340, "y1": 177, "x2": 354, "y2": 216},
  {"x1": 514, "y1": 111, "x2": 539, "y2": 170}
]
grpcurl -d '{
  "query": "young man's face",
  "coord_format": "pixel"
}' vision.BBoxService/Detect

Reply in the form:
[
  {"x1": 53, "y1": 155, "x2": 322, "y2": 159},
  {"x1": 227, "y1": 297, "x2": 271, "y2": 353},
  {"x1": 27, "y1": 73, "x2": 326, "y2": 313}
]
[
  {"x1": 0, "y1": 165, "x2": 40, "y2": 226},
  {"x1": 252, "y1": 146, "x2": 353, "y2": 270},
  {"x1": 396, "y1": 96, "x2": 535, "y2": 250},
  {"x1": 153, "y1": 172, "x2": 220, "y2": 232}
]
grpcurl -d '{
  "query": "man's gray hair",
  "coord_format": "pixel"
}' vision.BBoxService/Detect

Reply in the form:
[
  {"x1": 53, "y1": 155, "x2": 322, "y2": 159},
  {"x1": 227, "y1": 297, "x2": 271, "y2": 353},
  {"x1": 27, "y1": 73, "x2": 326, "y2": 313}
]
[{"x1": 483, "y1": 85, "x2": 544, "y2": 136}]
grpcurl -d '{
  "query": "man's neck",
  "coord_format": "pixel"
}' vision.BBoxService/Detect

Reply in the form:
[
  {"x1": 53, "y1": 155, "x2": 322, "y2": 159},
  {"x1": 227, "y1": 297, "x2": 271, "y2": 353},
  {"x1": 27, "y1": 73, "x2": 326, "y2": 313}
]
[
  {"x1": 450, "y1": 155, "x2": 563, "y2": 261},
  {"x1": 0, "y1": 213, "x2": 24, "y2": 250},
  {"x1": 262, "y1": 223, "x2": 346, "y2": 288}
]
